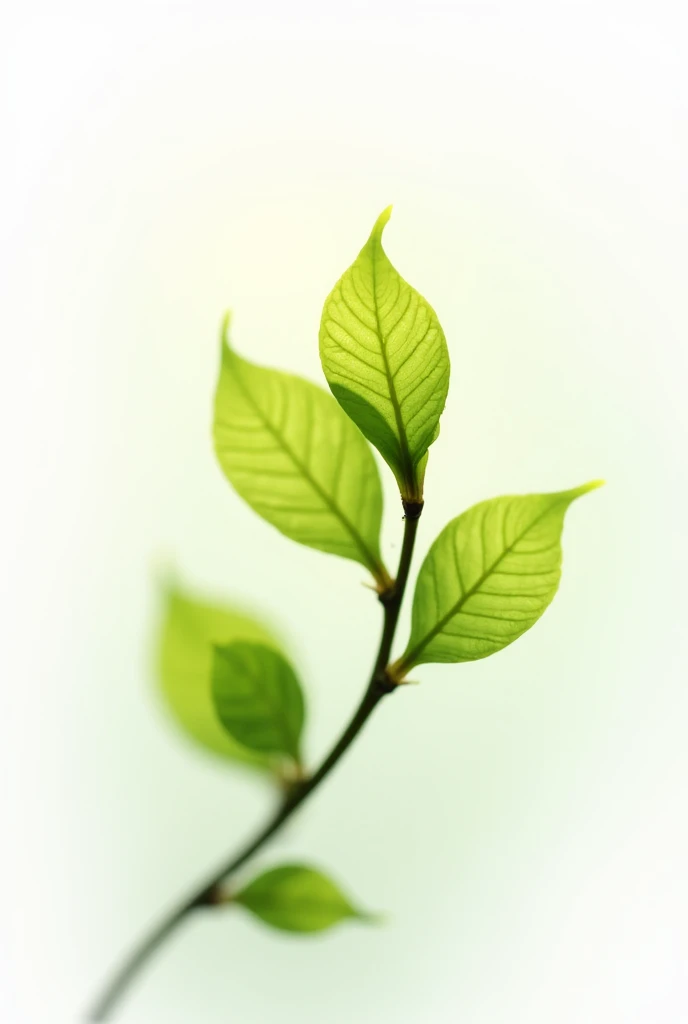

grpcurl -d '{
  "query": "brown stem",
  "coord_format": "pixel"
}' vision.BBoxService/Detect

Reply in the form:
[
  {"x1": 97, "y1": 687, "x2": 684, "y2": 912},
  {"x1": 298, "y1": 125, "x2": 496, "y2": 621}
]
[{"x1": 88, "y1": 512, "x2": 421, "y2": 1021}]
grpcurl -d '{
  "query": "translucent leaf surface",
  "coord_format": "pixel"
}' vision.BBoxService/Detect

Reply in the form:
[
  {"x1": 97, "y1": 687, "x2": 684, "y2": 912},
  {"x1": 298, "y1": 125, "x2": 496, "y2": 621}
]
[
  {"x1": 394, "y1": 482, "x2": 603, "y2": 674},
  {"x1": 233, "y1": 864, "x2": 373, "y2": 934},
  {"x1": 157, "y1": 581, "x2": 277, "y2": 771},
  {"x1": 213, "y1": 316, "x2": 389, "y2": 587},
  {"x1": 319, "y1": 208, "x2": 450, "y2": 502},
  {"x1": 211, "y1": 642, "x2": 305, "y2": 763}
]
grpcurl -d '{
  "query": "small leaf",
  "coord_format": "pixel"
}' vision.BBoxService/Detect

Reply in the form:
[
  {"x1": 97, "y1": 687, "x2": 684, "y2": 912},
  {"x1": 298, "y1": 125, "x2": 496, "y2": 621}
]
[
  {"x1": 319, "y1": 207, "x2": 450, "y2": 503},
  {"x1": 233, "y1": 864, "x2": 374, "y2": 934},
  {"x1": 212, "y1": 642, "x2": 305, "y2": 762},
  {"x1": 393, "y1": 481, "x2": 603, "y2": 675},
  {"x1": 213, "y1": 315, "x2": 390, "y2": 590},
  {"x1": 157, "y1": 579, "x2": 278, "y2": 772}
]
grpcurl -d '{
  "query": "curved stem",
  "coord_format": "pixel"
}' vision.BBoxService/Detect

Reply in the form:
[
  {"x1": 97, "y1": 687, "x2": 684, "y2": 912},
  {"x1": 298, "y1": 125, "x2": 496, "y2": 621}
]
[{"x1": 88, "y1": 512, "x2": 420, "y2": 1021}]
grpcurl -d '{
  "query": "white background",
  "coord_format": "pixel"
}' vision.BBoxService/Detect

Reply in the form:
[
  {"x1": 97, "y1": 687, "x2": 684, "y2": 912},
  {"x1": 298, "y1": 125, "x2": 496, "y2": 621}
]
[{"x1": 2, "y1": 2, "x2": 687, "y2": 1022}]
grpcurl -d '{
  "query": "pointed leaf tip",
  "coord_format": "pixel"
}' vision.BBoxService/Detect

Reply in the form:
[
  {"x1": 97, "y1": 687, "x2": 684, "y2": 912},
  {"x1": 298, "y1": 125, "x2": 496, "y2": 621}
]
[
  {"x1": 213, "y1": 321, "x2": 387, "y2": 579},
  {"x1": 569, "y1": 479, "x2": 606, "y2": 500},
  {"x1": 369, "y1": 205, "x2": 393, "y2": 243},
  {"x1": 220, "y1": 310, "x2": 233, "y2": 349},
  {"x1": 397, "y1": 484, "x2": 602, "y2": 672},
  {"x1": 320, "y1": 207, "x2": 449, "y2": 503},
  {"x1": 233, "y1": 864, "x2": 376, "y2": 934}
]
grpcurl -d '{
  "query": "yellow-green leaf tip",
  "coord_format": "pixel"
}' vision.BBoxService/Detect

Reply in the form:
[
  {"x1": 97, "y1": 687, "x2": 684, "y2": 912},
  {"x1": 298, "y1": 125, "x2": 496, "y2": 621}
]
[
  {"x1": 569, "y1": 479, "x2": 606, "y2": 500},
  {"x1": 369, "y1": 205, "x2": 393, "y2": 244},
  {"x1": 220, "y1": 310, "x2": 233, "y2": 348}
]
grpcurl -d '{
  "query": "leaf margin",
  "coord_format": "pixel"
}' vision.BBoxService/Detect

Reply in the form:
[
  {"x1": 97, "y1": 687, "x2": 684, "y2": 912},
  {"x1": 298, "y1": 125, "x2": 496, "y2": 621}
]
[
  {"x1": 391, "y1": 479, "x2": 604, "y2": 677},
  {"x1": 230, "y1": 862, "x2": 377, "y2": 934},
  {"x1": 211, "y1": 639, "x2": 306, "y2": 764},
  {"x1": 213, "y1": 313, "x2": 391, "y2": 590},
  {"x1": 318, "y1": 207, "x2": 450, "y2": 503},
  {"x1": 155, "y1": 574, "x2": 280, "y2": 774}
]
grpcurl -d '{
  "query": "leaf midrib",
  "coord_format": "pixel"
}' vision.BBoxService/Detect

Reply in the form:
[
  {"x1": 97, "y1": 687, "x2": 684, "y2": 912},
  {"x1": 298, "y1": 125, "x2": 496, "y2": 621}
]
[
  {"x1": 237, "y1": 651, "x2": 300, "y2": 761},
  {"x1": 369, "y1": 238, "x2": 414, "y2": 489},
  {"x1": 231, "y1": 359, "x2": 384, "y2": 579},
  {"x1": 244, "y1": 893, "x2": 349, "y2": 914},
  {"x1": 400, "y1": 498, "x2": 567, "y2": 669}
]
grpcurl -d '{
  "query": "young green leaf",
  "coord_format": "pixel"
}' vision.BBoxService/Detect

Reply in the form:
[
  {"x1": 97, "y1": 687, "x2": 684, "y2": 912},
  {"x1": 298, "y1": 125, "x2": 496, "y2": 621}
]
[
  {"x1": 392, "y1": 481, "x2": 603, "y2": 676},
  {"x1": 319, "y1": 207, "x2": 450, "y2": 504},
  {"x1": 157, "y1": 579, "x2": 278, "y2": 772},
  {"x1": 213, "y1": 316, "x2": 390, "y2": 590},
  {"x1": 232, "y1": 864, "x2": 374, "y2": 934},
  {"x1": 212, "y1": 642, "x2": 305, "y2": 763}
]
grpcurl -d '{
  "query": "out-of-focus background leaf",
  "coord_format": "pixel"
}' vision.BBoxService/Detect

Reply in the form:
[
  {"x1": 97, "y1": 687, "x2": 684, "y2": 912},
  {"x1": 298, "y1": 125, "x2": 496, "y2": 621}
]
[
  {"x1": 157, "y1": 578, "x2": 279, "y2": 771},
  {"x1": 232, "y1": 863, "x2": 374, "y2": 934}
]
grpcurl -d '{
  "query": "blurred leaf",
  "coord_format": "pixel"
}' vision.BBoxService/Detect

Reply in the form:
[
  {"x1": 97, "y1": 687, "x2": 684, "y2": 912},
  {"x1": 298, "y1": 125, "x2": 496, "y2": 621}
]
[
  {"x1": 233, "y1": 864, "x2": 374, "y2": 933},
  {"x1": 213, "y1": 316, "x2": 390, "y2": 588},
  {"x1": 319, "y1": 207, "x2": 450, "y2": 503},
  {"x1": 157, "y1": 580, "x2": 277, "y2": 771},
  {"x1": 212, "y1": 642, "x2": 305, "y2": 763},
  {"x1": 394, "y1": 481, "x2": 603, "y2": 673}
]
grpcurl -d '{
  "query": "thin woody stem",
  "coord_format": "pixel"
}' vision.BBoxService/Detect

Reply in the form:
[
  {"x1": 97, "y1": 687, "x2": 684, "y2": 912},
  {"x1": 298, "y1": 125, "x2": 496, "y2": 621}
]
[{"x1": 88, "y1": 509, "x2": 421, "y2": 1021}]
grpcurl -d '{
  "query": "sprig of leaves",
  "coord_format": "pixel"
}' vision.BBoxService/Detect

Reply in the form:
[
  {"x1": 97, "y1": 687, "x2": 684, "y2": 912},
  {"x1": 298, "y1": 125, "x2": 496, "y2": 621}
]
[
  {"x1": 91, "y1": 207, "x2": 603, "y2": 1020},
  {"x1": 160, "y1": 210, "x2": 601, "y2": 941},
  {"x1": 156, "y1": 210, "x2": 601, "y2": 946}
]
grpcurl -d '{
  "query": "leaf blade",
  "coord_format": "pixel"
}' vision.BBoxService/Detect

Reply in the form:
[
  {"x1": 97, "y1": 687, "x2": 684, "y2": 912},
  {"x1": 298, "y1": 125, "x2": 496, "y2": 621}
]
[
  {"x1": 211, "y1": 642, "x2": 305, "y2": 762},
  {"x1": 213, "y1": 316, "x2": 390, "y2": 588},
  {"x1": 157, "y1": 580, "x2": 277, "y2": 771},
  {"x1": 319, "y1": 208, "x2": 450, "y2": 501},
  {"x1": 395, "y1": 481, "x2": 603, "y2": 673},
  {"x1": 233, "y1": 864, "x2": 373, "y2": 934}
]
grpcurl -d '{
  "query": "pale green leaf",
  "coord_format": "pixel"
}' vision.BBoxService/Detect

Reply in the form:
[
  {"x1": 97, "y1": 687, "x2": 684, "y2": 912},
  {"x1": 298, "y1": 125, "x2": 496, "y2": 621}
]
[
  {"x1": 319, "y1": 207, "x2": 450, "y2": 503},
  {"x1": 157, "y1": 580, "x2": 277, "y2": 771},
  {"x1": 233, "y1": 864, "x2": 374, "y2": 934},
  {"x1": 211, "y1": 642, "x2": 305, "y2": 762},
  {"x1": 393, "y1": 481, "x2": 603, "y2": 675},
  {"x1": 213, "y1": 316, "x2": 390, "y2": 589}
]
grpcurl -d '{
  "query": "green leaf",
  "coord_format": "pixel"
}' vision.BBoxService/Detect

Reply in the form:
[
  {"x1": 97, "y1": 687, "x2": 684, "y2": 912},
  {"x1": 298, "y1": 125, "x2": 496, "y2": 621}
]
[
  {"x1": 213, "y1": 315, "x2": 390, "y2": 590},
  {"x1": 211, "y1": 642, "x2": 305, "y2": 763},
  {"x1": 233, "y1": 864, "x2": 374, "y2": 934},
  {"x1": 319, "y1": 207, "x2": 450, "y2": 504},
  {"x1": 157, "y1": 580, "x2": 278, "y2": 772},
  {"x1": 393, "y1": 481, "x2": 603, "y2": 675}
]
